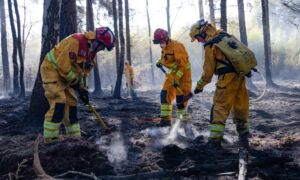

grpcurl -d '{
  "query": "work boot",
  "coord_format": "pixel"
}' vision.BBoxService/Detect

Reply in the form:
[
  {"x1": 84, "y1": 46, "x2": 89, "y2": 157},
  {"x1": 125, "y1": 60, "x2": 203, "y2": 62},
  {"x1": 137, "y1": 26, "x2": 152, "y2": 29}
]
[
  {"x1": 238, "y1": 133, "x2": 250, "y2": 149},
  {"x1": 157, "y1": 117, "x2": 172, "y2": 127},
  {"x1": 207, "y1": 138, "x2": 222, "y2": 148},
  {"x1": 157, "y1": 120, "x2": 171, "y2": 127}
]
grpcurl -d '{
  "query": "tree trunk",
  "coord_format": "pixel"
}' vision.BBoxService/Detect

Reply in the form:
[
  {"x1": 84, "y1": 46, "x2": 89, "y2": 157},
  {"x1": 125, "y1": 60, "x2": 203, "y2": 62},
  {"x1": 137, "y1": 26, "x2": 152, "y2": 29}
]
[
  {"x1": 0, "y1": 0, "x2": 11, "y2": 92},
  {"x1": 220, "y1": 0, "x2": 227, "y2": 31},
  {"x1": 112, "y1": 0, "x2": 120, "y2": 71},
  {"x1": 86, "y1": 0, "x2": 102, "y2": 95},
  {"x1": 27, "y1": 0, "x2": 60, "y2": 123},
  {"x1": 146, "y1": 0, "x2": 155, "y2": 85},
  {"x1": 13, "y1": 0, "x2": 25, "y2": 97},
  {"x1": 237, "y1": 0, "x2": 247, "y2": 46},
  {"x1": 208, "y1": 0, "x2": 215, "y2": 27},
  {"x1": 113, "y1": 0, "x2": 125, "y2": 98},
  {"x1": 7, "y1": 0, "x2": 19, "y2": 94},
  {"x1": 125, "y1": 0, "x2": 132, "y2": 65},
  {"x1": 261, "y1": 0, "x2": 276, "y2": 87},
  {"x1": 166, "y1": 0, "x2": 171, "y2": 37},
  {"x1": 198, "y1": 0, "x2": 204, "y2": 19},
  {"x1": 237, "y1": 0, "x2": 257, "y2": 90},
  {"x1": 59, "y1": 0, "x2": 77, "y2": 40}
]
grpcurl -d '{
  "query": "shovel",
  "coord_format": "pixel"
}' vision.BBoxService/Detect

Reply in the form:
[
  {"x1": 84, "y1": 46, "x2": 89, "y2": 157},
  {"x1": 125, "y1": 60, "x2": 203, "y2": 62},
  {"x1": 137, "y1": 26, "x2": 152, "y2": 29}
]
[{"x1": 87, "y1": 103, "x2": 117, "y2": 134}]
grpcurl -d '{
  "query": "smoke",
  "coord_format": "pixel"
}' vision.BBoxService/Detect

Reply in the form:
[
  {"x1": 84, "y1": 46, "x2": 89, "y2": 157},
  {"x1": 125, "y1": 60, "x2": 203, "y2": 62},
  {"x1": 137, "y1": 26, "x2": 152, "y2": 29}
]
[
  {"x1": 167, "y1": 119, "x2": 181, "y2": 141},
  {"x1": 96, "y1": 132, "x2": 127, "y2": 167}
]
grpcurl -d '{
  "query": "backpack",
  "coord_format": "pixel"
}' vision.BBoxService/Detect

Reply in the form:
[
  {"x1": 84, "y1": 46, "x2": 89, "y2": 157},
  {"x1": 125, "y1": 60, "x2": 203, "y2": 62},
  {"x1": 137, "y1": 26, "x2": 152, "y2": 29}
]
[{"x1": 204, "y1": 32, "x2": 257, "y2": 77}]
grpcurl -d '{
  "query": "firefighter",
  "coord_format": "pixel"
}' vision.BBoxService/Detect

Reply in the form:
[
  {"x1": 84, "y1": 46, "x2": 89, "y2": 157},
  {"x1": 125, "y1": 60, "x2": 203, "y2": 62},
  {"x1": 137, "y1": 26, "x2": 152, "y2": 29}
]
[
  {"x1": 153, "y1": 28, "x2": 192, "y2": 126},
  {"x1": 190, "y1": 19, "x2": 250, "y2": 148},
  {"x1": 124, "y1": 61, "x2": 136, "y2": 98},
  {"x1": 41, "y1": 27, "x2": 115, "y2": 142}
]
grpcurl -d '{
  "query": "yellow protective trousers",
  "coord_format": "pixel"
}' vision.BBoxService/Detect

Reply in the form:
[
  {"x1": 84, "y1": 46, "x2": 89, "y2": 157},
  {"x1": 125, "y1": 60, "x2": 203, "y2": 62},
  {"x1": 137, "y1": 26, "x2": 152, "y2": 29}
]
[
  {"x1": 209, "y1": 72, "x2": 249, "y2": 140},
  {"x1": 41, "y1": 55, "x2": 81, "y2": 139},
  {"x1": 160, "y1": 71, "x2": 192, "y2": 122}
]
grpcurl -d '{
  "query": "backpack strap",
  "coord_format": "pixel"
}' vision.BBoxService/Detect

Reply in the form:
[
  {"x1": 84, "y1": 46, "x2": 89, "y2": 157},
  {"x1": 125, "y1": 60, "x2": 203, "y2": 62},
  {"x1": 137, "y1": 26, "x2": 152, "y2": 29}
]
[{"x1": 204, "y1": 31, "x2": 231, "y2": 48}]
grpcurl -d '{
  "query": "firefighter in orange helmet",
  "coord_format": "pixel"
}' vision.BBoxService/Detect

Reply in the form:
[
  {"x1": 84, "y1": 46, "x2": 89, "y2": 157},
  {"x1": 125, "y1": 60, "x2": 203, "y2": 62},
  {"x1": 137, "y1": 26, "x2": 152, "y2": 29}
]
[
  {"x1": 124, "y1": 61, "x2": 136, "y2": 98},
  {"x1": 190, "y1": 19, "x2": 250, "y2": 148},
  {"x1": 41, "y1": 27, "x2": 115, "y2": 142},
  {"x1": 153, "y1": 28, "x2": 192, "y2": 126}
]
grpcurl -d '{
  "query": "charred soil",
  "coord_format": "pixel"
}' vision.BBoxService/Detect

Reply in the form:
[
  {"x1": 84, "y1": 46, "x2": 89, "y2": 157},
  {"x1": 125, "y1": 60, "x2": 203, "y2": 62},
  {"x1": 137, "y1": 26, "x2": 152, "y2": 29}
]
[{"x1": 0, "y1": 88, "x2": 299, "y2": 179}]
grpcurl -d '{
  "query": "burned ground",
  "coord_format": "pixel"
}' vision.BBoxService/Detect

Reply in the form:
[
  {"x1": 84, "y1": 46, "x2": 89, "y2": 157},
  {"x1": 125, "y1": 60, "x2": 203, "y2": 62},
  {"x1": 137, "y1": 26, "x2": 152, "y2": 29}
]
[{"x1": 0, "y1": 86, "x2": 299, "y2": 179}]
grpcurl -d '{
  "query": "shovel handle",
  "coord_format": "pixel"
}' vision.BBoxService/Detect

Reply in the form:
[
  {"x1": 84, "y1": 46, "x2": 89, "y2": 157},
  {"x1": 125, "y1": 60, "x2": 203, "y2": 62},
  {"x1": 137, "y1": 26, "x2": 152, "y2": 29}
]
[{"x1": 87, "y1": 103, "x2": 109, "y2": 129}]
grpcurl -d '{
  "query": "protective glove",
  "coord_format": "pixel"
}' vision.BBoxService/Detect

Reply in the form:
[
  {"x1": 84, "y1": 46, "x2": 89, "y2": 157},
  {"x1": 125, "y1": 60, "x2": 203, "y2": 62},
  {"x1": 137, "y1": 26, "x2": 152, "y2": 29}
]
[
  {"x1": 70, "y1": 82, "x2": 89, "y2": 105},
  {"x1": 156, "y1": 59, "x2": 162, "y2": 68},
  {"x1": 194, "y1": 87, "x2": 203, "y2": 94},
  {"x1": 173, "y1": 79, "x2": 180, "y2": 88},
  {"x1": 78, "y1": 88, "x2": 89, "y2": 105}
]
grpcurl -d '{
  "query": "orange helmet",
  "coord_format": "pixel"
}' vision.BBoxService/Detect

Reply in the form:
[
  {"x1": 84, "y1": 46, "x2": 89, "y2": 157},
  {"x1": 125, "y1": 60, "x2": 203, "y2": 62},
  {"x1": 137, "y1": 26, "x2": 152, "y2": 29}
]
[
  {"x1": 153, "y1": 28, "x2": 169, "y2": 44},
  {"x1": 96, "y1": 27, "x2": 115, "y2": 51}
]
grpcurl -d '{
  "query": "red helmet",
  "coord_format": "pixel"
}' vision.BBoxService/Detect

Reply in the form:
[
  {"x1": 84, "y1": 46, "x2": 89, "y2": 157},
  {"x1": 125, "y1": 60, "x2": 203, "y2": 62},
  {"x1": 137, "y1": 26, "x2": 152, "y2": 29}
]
[
  {"x1": 96, "y1": 27, "x2": 115, "y2": 51},
  {"x1": 153, "y1": 28, "x2": 168, "y2": 44}
]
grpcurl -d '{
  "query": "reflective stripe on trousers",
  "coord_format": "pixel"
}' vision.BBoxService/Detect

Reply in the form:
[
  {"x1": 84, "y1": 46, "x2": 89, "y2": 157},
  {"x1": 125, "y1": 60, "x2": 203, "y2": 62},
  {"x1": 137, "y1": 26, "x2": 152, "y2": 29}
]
[
  {"x1": 44, "y1": 120, "x2": 61, "y2": 139},
  {"x1": 209, "y1": 123, "x2": 225, "y2": 139}
]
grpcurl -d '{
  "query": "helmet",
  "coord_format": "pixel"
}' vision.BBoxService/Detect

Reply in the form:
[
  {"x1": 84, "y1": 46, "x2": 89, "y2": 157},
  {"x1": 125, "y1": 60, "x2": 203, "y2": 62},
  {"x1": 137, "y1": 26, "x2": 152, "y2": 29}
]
[
  {"x1": 189, "y1": 19, "x2": 208, "y2": 42},
  {"x1": 153, "y1": 28, "x2": 169, "y2": 44},
  {"x1": 96, "y1": 27, "x2": 115, "y2": 51}
]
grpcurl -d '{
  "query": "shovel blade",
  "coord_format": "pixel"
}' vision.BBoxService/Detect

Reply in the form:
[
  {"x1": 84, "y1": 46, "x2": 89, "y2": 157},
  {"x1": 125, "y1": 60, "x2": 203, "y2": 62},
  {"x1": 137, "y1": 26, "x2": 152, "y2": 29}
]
[{"x1": 104, "y1": 125, "x2": 117, "y2": 134}]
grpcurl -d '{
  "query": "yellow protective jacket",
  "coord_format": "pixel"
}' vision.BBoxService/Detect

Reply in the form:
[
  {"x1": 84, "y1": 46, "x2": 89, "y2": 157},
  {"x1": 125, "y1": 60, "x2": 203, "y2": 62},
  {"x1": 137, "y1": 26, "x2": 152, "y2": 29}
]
[
  {"x1": 196, "y1": 28, "x2": 231, "y2": 89},
  {"x1": 124, "y1": 64, "x2": 134, "y2": 80},
  {"x1": 158, "y1": 39, "x2": 192, "y2": 84},
  {"x1": 41, "y1": 32, "x2": 96, "y2": 86}
]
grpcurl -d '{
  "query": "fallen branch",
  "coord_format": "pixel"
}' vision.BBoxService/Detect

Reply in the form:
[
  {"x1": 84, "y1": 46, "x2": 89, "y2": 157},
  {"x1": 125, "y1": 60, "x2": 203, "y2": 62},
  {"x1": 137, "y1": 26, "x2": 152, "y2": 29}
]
[
  {"x1": 15, "y1": 158, "x2": 28, "y2": 179},
  {"x1": 96, "y1": 170, "x2": 170, "y2": 180},
  {"x1": 33, "y1": 134, "x2": 56, "y2": 180},
  {"x1": 238, "y1": 148, "x2": 248, "y2": 180},
  {"x1": 54, "y1": 171, "x2": 98, "y2": 180}
]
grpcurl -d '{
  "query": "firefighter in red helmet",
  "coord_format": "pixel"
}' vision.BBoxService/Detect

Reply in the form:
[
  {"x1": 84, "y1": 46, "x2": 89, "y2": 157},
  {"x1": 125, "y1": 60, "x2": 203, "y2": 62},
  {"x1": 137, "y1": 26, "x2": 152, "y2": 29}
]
[
  {"x1": 153, "y1": 28, "x2": 192, "y2": 126},
  {"x1": 41, "y1": 27, "x2": 115, "y2": 142}
]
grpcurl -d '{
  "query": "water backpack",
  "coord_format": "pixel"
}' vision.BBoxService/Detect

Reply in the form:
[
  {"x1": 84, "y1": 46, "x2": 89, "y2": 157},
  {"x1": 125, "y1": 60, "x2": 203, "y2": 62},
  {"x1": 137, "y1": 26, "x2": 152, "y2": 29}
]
[{"x1": 204, "y1": 32, "x2": 257, "y2": 77}]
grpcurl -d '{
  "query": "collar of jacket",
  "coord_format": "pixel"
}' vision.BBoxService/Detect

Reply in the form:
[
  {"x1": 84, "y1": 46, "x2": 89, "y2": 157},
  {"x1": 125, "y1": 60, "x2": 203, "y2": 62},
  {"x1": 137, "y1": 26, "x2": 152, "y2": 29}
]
[{"x1": 72, "y1": 33, "x2": 96, "y2": 61}]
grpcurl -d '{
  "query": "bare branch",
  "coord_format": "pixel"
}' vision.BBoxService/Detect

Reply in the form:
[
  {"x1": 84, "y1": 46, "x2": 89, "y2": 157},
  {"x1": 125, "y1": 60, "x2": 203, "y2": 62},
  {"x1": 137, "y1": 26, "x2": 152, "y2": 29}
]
[{"x1": 33, "y1": 135, "x2": 56, "y2": 180}]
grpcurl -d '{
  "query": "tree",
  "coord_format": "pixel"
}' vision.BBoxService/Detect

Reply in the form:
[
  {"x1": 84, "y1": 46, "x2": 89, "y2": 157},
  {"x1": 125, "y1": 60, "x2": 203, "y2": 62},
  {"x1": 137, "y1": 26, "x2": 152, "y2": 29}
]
[
  {"x1": 208, "y1": 0, "x2": 215, "y2": 27},
  {"x1": 261, "y1": 0, "x2": 277, "y2": 87},
  {"x1": 113, "y1": 0, "x2": 125, "y2": 98},
  {"x1": 124, "y1": 0, "x2": 132, "y2": 65},
  {"x1": 7, "y1": 0, "x2": 19, "y2": 94},
  {"x1": 0, "y1": 0, "x2": 11, "y2": 92},
  {"x1": 59, "y1": 0, "x2": 77, "y2": 40},
  {"x1": 237, "y1": 0, "x2": 257, "y2": 90},
  {"x1": 220, "y1": 0, "x2": 227, "y2": 31},
  {"x1": 13, "y1": 0, "x2": 25, "y2": 97},
  {"x1": 86, "y1": 0, "x2": 103, "y2": 95},
  {"x1": 146, "y1": 0, "x2": 155, "y2": 85},
  {"x1": 166, "y1": 0, "x2": 171, "y2": 36},
  {"x1": 198, "y1": 0, "x2": 204, "y2": 19},
  {"x1": 112, "y1": 0, "x2": 120, "y2": 71},
  {"x1": 27, "y1": 0, "x2": 60, "y2": 123}
]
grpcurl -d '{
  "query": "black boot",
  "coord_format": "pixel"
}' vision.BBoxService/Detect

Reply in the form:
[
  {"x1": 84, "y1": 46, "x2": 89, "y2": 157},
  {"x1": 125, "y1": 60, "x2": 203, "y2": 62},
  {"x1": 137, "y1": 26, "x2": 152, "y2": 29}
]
[
  {"x1": 157, "y1": 117, "x2": 171, "y2": 127},
  {"x1": 207, "y1": 138, "x2": 222, "y2": 148}
]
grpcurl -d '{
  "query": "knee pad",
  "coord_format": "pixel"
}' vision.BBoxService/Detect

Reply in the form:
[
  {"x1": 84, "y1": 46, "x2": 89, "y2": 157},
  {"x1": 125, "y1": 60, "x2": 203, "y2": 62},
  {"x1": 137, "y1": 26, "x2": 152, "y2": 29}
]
[
  {"x1": 69, "y1": 106, "x2": 78, "y2": 124},
  {"x1": 160, "y1": 90, "x2": 167, "y2": 103},
  {"x1": 52, "y1": 103, "x2": 65, "y2": 123},
  {"x1": 176, "y1": 95, "x2": 184, "y2": 109}
]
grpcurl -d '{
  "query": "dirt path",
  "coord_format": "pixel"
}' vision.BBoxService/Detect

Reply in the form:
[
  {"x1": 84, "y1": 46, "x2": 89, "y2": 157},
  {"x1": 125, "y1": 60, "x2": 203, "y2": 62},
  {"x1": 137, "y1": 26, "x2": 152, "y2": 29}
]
[{"x1": 0, "y1": 88, "x2": 299, "y2": 179}]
